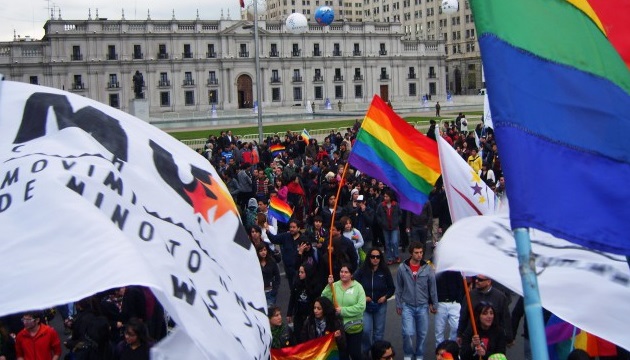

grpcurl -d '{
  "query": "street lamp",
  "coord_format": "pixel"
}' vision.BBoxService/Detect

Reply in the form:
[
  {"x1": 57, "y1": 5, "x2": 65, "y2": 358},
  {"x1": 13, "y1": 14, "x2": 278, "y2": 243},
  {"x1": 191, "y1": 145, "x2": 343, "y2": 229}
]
[{"x1": 243, "y1": 2, "x2": 264, "y2": 144}]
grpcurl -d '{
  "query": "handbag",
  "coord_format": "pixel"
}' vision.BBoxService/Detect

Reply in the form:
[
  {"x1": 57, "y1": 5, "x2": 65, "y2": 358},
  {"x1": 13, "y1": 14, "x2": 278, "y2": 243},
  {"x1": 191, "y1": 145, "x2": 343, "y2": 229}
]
[{"x1": 343, "y1": 319, "x2": 363, "y2": 334}]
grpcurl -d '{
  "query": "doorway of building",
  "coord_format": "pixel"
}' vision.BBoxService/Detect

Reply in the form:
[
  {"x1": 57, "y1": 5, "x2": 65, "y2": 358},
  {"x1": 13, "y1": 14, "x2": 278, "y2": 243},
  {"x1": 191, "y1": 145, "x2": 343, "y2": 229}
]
[
  {"x1": 237, "y1": 74, "x2": 253, "y2": 108},
  {"x1": 380, "y1": 85, "x2": 389, "y2": 102}
]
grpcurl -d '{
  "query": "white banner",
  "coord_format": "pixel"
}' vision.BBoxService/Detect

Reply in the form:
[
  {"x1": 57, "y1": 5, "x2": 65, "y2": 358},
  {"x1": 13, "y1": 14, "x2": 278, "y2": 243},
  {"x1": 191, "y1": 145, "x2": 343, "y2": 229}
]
[
  {"x1": 436, "y1": 134, "x2": 495, "y2": 222},
  {"x1": 435, "y1": 215, "x2": 630, "y2": 351},
  {"x1": 0, "y1": 81, "x2": 270, "y2": 359}
]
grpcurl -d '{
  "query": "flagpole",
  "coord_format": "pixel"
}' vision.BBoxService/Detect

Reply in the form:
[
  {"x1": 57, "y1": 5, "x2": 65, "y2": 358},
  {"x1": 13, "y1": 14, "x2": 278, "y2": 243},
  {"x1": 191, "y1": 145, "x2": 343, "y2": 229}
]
[
  {"x1": 327, "y1": 161, "x2": 351, "y2": 306},
  {"x1": 514, "y1": 228, "x2": 549, "y2": 360},
  {"x1": 461, "y1": 275, "x2": 482, "y2": 360}
]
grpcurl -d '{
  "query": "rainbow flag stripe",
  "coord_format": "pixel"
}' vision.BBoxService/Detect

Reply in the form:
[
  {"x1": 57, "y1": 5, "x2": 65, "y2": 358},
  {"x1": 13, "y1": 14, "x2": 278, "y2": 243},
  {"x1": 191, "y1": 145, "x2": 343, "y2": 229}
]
[
  {"x1": 271, "y1": 333, "x2": 339, "y2": 360},
  {"x1": 268, "y1": 196, "x2": 293, "y2": 223},
  {"x1": 471, "y1": 0, "x2": 630, "y2": 254},
  {"x1": 270, "y1": 144, "x2": 285, "y2": 157},
  {"x1": 348, "y1": 95, "x2": 440, "y2": 214}
]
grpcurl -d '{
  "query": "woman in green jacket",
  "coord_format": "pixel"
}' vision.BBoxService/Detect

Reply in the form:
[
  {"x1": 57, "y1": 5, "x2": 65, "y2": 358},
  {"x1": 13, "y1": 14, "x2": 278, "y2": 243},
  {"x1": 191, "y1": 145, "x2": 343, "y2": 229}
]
[{"x1": 322, "y1": 263, "x2": 366, "y2": 360}]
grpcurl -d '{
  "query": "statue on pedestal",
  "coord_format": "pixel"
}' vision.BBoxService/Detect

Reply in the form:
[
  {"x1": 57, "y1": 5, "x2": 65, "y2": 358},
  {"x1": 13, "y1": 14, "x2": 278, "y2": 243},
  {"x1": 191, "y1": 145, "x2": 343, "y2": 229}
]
[{"x1": 133, "y1": 70, "x2": 145, "y2": 99}]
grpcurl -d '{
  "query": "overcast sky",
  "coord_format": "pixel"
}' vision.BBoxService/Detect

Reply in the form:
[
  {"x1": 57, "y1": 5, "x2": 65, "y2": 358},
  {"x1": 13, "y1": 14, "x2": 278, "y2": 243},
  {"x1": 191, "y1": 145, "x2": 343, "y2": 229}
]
[{"x1": 1, "y1": 0, "x2": 245, "y2": 42}]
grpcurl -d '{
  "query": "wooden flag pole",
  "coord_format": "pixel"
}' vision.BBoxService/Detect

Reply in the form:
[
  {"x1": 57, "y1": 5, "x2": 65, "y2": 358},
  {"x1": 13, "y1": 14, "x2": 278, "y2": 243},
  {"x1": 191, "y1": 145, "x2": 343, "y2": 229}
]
[
  {"x1": 461, "y1": 275, "x2": 482, "y2": 360},
  {"x1": 327, "y1": 161, "x2": 350, "y2": 307}
]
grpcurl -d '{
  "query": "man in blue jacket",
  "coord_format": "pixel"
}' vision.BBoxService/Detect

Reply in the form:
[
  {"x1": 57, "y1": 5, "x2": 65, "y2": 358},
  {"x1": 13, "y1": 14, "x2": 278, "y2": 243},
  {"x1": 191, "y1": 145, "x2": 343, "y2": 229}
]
[{"x1": 395, "y1": 242, "x2": 438, "y2": 360}]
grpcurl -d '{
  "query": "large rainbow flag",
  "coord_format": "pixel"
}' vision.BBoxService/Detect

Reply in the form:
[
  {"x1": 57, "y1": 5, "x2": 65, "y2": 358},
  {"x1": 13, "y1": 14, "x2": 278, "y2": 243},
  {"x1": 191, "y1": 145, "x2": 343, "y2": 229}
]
[
  {"x1": 268, "y1": 196, "x2": 293, "y2": 223},
  {"x1": 348, "y1": 95, "x2": 440, "y2": 214},
  {"x1": 471, "y1": 0, "x2": 630, "y2": 254},
  {"x1": 271, "y1": 333, "x2": 339, "y2": 360}
]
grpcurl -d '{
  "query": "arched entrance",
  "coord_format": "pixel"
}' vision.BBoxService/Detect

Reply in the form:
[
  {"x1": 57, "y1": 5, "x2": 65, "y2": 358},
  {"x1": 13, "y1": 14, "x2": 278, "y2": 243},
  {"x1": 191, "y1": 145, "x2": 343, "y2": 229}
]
[{"x1": 237, "y1": 74, "x2": 254, "y2": 109}]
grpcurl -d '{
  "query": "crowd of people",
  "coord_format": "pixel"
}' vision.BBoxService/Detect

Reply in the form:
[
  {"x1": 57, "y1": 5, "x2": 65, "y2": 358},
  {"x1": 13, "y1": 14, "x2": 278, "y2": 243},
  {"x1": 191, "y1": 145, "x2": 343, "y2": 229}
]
[
  {"x1": 1, "y1": 115, "x2": 618, "y2": 360},
  {"x1": 212, "y1": 117, "x2": 520, "y2": 360}
]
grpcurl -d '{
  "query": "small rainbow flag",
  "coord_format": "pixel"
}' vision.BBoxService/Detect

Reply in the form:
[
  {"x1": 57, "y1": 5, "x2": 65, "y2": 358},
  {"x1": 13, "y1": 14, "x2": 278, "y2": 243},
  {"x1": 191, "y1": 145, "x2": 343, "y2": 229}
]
[
  {"x1": 271, "y1": 333, "x2": 339, "y2": 360},
  {"x1": 545, "y1": 315, "x2": 617, "y2": 360},
  {"x1": 268, "y1": 197, "x2": 293, "y2": 223},
  {"x1": 301, "y1": 129, "x2": 311, "y2": 144},
  {"x1": 270, "y1": 144, "x2": 285, "y2": 157}
]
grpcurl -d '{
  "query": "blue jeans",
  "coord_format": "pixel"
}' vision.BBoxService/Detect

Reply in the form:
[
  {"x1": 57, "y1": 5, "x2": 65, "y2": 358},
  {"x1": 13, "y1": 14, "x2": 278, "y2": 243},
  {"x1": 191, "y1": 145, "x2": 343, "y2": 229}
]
[
  {"x1": 383, "y1": 229, "x2": 400, "y2": 261},
  {"x1": 401, "y1": 303, "x2": 429, "y2": 359},
  {"x1": 265, "y1": 290, "x2": 277, "y2": 306},
  {"x1": 362, "y1": 302, "x2": 388, "y2": 353}
]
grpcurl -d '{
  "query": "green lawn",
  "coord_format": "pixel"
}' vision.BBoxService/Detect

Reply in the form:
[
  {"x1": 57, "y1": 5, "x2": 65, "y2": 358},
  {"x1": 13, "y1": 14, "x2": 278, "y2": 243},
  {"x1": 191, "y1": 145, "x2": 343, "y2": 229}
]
[{"x1": 166, "y1": 111, "x2": 484, "y2": 140}]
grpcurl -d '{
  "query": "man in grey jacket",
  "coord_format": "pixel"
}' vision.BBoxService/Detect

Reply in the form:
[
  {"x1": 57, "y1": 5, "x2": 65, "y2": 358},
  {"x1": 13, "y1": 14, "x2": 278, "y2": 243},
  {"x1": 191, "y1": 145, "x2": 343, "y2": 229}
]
[{"x1": 395, "y1": 242, "x2": 438, "y2": 360}]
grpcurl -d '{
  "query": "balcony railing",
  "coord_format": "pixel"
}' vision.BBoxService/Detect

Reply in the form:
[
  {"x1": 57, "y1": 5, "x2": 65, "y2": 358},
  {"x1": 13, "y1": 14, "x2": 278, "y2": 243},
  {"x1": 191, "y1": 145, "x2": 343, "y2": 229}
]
[
  {"x1": 133, "y1": 53, "x2": 143, "y2": 60},
  {"x1": 379, "y1": 50, "x2": 388, "y2": 55},
  {"x1": 408, "y1": 73, "x2": 417, "y2": 79},
  {"x1": 292, "y1": 76, "x2": 303, "y2": 82},
  {"x1": 334, "y1": 75, "x2": 344, "y2": 81},
  {"x1": 380, "y1": 74, "x2": 390, "y2": 80},
  {"x1": 270, "y1": 77, "x2": 281, "y2": 83},
  {"x1": 158, "y1": 53, "x2": 169, "y2": 59},
  {"x1": 106, "y1": 53, "x2": 118, "y2": 60},
  {"x1": 333, "y1": 50, "x2": 342, "y2": 56},
  {"x1": 107, "y1": 81, "x2": 120, "y2": 88},
  {"x1": 182, "y1": 52, "x2": 193, "y2": 59},
  {"x1": 292, "y1": 50, "x2": 301, "y2": 57},
  {"x1": 72, "y1": 82, "x2": 85, "y2": 90},
  {"x1": 239, "y1": 51, "x2": 249, "y2": 57},
  {"x1": 206, "y1": 51, "x2": 217, "y2": 58},
  {"x1": 313, "y1": 50, "x2": 321, "y2": 56},
  {"x1": 207, "y1": 78, "x2": 218, "y2": 85},
  {"x1": 353, "y1": 75, "x2": 363, "y2": 81},
  {"x1": 428, "y1": 73, "x2": 437, "y2": 78},
  {"x1": 71, "y1": 54, "x2": 83, "y2": 61},
  {"x1": 313, "y1": 75, "x2": 323, "y2": 82},
  {"x1": 158, "y1": 80, "x2": 171, "y2": 87},
  {"x1": 269, "y1": 50, "x2": 279, "y2": 57},
  {"x1": 353, "y1": 50, "x2": 361, "y2": 56},
  {"x1": 183, "y1": 79, "x2": 195, "y2": 86}
]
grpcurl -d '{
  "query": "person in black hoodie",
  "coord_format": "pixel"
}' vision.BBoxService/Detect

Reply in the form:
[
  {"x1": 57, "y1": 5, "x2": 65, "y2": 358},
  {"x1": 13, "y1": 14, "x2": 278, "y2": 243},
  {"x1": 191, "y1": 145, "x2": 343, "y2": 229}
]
[{"x1": 287, "y1": 264, "x2": 320, "y2": 342}]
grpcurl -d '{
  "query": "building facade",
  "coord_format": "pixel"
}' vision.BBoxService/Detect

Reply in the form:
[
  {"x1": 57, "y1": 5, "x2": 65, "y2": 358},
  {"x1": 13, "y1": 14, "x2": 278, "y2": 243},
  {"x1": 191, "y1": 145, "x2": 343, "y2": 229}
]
[
  {"x1": 0, "y1": 16, "x2": 445, "y2": 115},
  {"x1": 264, "y1": 0, "x2": 482, "y2": 95}
]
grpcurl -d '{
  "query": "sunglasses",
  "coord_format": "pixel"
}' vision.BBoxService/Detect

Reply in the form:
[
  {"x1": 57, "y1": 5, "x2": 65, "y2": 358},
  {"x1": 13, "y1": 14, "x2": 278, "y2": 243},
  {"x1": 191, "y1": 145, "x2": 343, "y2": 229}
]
[
  {"x1": 370, "y1": 255, "x2": 381, "y2": 259},
  {"x1": 475, "y1": 277, "x2": 489, "y2": 282}
]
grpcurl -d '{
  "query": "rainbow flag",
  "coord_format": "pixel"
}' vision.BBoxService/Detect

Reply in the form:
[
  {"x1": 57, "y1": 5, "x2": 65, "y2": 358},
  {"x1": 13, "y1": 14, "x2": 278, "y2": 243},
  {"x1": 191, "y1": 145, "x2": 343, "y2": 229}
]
[
  {"x1": 545, "y1": 315, "x2": 617, "y2": 359},
  {"x1": 270, "y1": 144, "x2": 285, "y2": 157},
  {"x1": 471, "y1": 0, "x2": 630, "y2": 255},
  {"x1": 301, "y1": 129, "x2": 311, "y2": 144},
  {"x1": 348, "y1": 95, "x2": 440, "y2": 214},
  {"x1": 268, "y1": 196, "x2": 293, "y2": 223},
  {"x1": 271, "y1": 333, "x2": 339, "y2": 360}
]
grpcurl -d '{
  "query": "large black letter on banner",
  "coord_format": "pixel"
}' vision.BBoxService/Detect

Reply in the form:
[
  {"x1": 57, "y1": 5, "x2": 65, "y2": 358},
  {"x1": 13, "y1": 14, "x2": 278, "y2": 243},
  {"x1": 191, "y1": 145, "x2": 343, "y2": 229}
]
[
  {"x1": 149, "y1": 140, "x2": 251, "y2": 250},
  {"x1": 14, "y1": 93, "x2": 129, "y2": 162}
]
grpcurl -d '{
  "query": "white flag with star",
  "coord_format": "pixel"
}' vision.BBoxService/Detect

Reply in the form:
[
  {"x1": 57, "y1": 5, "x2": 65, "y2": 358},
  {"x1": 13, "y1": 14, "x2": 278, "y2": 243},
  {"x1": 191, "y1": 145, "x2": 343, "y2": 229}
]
[{"x1": 437, "y1": 134, "x2": 496, "y2": 222}]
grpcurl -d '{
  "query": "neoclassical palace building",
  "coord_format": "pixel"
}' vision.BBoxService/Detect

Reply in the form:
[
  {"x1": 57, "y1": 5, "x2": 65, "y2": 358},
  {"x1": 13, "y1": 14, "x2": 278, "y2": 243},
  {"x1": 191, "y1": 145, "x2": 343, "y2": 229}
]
[{"x1": 0, "y1": 15, "x2": 445, "y2": 115}]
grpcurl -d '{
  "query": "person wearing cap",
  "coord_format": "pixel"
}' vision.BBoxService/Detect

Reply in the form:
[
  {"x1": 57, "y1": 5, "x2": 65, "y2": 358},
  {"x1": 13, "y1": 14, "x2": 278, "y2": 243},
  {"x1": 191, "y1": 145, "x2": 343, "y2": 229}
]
[{"x1": 15, "y1": 311, "x2": 62, "y2": 360}]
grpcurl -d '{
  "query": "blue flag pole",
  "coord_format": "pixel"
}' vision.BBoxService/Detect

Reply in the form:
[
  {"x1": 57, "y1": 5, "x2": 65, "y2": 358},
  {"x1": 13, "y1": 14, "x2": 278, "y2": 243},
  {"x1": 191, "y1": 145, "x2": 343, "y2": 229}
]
[{"x1": 513, "y1": 228, "x2": 549, "y2": 360}]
